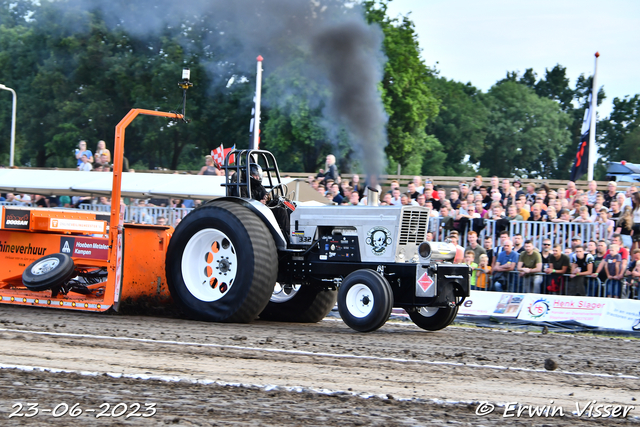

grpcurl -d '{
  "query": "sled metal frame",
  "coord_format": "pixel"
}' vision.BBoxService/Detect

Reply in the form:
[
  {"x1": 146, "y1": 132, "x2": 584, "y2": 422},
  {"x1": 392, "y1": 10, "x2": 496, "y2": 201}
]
[{"x1": 0, "y1": 109, "x2": 182, "y2": 312}]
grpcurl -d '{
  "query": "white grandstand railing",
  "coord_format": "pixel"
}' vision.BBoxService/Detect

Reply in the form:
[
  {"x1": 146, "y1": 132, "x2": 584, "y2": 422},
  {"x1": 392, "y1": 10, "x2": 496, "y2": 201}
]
[
  {"x1": 429, "y1": 217, "x2": 607, "y2": 251},
  {"x1": 78, "y1": 204, "x2": 193, "y2": 227}
]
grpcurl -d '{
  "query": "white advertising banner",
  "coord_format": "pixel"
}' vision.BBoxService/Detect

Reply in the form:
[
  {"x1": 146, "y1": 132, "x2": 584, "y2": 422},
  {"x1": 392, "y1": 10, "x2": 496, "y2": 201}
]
[
  {"x1": 517, "y1": 294, "x2": 607, "y2": 326},
  {"x1": 458, "y1": 291, "x2": 525, "y2": 318},
  {"x1": 515, "y1": 294, "x2": 640, "y2": 331},
  {"x1": 460, "y1": 292, "x2": 640, "y2": 332},
  {"x1": 599, "y1": 299, "x2": 640, "y2": 332}
]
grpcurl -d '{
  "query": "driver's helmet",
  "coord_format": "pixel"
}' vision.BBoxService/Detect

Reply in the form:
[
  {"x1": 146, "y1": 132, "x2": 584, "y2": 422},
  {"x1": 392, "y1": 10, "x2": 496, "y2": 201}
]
[{"x1": 249, "y1": 163, "x2": 263, "y2": 180}]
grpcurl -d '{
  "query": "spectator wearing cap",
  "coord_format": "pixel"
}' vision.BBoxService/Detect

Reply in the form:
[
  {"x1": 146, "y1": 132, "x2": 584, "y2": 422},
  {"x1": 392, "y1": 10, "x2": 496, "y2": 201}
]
[
  {"x1": 459, "y1": 182, "x2": 470, "y2": 200},
  {"x1": 571, "y1": 236, "x2": 583, "y2": 251},
  {"x1": 513, "y1": 179, "x2": 525, "y2": 199},
  {"x1": 524, "y1": 183, "x2": 537, "y2": 206},
  {"x1": 544, "y1": 244, "x2": 571, "y2": 294},
  {"x1": 603, "y1": 181, "x2": 618, "y2": 208},
  {"x1": 470, "y1": 175, "x2": 483, "y2": 194},
  {"x1": 568, "y1": 245, "x2": 593, "y2": 296}
]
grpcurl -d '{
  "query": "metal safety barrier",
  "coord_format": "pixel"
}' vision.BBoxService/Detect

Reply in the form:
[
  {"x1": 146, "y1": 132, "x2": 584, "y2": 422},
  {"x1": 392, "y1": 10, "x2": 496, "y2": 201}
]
[{"x1": 468, "y1": 269, "x2": 640, "y2": 299}]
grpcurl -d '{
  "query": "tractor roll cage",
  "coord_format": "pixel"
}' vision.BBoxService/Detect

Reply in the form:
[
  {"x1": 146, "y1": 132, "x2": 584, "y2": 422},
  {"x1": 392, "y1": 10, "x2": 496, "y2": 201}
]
[{"x1": 221, "y1": 149, "x2": 283, "y2": 199}]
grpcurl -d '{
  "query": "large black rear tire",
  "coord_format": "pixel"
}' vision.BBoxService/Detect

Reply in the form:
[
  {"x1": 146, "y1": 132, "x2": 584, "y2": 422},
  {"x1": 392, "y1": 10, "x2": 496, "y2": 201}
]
[
  {"x1": 337, "y1": 270, "x2": 393, "y2": 332},
  {"x1": 22, "y1": 253, "x2": 76, "y2": 292},
  {"x1": 165, "y1": 201, "x2": 277, "y2": 322},
  {"x1": 408, "y1": 305, "x2": 458, "y2": 331},
  {"x1": 259, "y1": 285, "x2": 337, "y2": 323}
]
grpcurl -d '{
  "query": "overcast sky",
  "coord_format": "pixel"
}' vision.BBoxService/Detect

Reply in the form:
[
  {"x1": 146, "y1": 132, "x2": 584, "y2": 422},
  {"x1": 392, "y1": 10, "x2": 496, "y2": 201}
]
[{"x1": 385, "y1": 0, "x2": 640, "y2": 118}]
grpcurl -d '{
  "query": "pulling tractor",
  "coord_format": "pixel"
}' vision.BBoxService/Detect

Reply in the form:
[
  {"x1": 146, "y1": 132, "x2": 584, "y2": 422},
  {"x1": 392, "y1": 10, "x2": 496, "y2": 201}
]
[{"x1": 0, "y1": 110, "x2": 471, "y2": 332}]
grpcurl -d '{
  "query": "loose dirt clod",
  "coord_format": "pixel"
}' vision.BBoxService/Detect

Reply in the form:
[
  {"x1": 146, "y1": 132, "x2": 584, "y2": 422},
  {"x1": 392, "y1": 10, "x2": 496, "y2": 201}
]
[{"x1": 544, "y1": 358, "x2": 558, "y2": 371}]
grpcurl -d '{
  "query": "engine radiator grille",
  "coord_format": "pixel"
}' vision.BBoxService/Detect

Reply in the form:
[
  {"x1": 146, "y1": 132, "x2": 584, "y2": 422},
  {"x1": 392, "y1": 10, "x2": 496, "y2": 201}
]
[{"x1": 399, "y1": 208, "x2": 430, "y2": 245}]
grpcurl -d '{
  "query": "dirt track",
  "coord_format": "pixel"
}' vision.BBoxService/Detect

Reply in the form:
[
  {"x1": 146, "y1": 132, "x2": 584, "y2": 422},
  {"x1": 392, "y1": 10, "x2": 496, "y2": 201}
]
[{"x1": 0, "y1": 304, "x2": 639, "y2": 426}]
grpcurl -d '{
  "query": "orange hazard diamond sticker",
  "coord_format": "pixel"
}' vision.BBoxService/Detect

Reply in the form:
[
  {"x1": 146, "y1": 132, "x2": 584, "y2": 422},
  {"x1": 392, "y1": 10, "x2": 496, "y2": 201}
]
[{"x1": 417, "y1": 273, "x2": 433, "y2": 292}]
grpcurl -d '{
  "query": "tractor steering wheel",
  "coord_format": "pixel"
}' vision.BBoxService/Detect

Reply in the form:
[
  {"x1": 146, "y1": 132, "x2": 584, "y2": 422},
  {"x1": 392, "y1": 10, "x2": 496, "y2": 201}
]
[{"x1": 267, "y1": 183, "x2": 288, "y2": 199}]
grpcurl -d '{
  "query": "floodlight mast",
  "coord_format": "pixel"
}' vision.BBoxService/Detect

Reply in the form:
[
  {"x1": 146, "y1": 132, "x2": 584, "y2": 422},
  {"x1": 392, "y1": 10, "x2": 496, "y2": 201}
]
[{"x1": 178, "y1": 68, "x2": 193, "y2": 123}]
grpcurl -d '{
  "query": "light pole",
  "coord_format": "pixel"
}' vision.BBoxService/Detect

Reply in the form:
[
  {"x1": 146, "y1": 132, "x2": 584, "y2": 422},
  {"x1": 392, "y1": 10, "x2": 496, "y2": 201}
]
[{"x1": 0, "y1": 84, "x2": 16, "y2": 167}]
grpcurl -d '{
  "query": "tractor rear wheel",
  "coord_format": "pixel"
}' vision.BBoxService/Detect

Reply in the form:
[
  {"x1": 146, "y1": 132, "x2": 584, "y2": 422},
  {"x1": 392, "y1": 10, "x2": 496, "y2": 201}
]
[
  {"x1": 166, "y1": 201, "x2": 277, "y2": 322},
  {"x1": 259, "y1": 284, "x2": 337, "y2": 323}
]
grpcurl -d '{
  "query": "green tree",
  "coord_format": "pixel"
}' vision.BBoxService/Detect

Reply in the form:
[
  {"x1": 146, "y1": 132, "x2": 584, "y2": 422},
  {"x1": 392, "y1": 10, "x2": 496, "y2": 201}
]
[
  {"x1": 479, "y1": 81, "x2": 572, "y2": 178},
  {"x1": 598, "y1": 94, "x2": 640, "y2": 163},
  {"x1": 364, "y1": 1, "x2": 441, "y2": 175},
  {"x1": 425, "y1": 78, "x2": 489, "y2": 176}
]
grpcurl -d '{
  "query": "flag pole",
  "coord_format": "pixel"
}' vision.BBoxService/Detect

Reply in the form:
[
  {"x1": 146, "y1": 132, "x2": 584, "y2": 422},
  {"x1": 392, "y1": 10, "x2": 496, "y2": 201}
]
[
  {"x1": 252, "y1": 55, "x2": 263, "y2": 150},
  {"x1": 587, "y1": 52, "x2": 599, "y2": 181}
]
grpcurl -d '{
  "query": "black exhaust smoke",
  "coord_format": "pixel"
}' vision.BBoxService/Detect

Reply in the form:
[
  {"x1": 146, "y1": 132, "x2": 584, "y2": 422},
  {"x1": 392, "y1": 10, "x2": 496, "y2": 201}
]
[{"x1": 311, "y1": 20, "x2": 388, "y2": 178}]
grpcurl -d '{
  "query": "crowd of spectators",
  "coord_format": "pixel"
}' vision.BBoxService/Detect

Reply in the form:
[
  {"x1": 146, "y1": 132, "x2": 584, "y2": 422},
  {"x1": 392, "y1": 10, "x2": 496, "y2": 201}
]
[{"x1": 310, "y1": 158, "x2": 640, "y2": 299}]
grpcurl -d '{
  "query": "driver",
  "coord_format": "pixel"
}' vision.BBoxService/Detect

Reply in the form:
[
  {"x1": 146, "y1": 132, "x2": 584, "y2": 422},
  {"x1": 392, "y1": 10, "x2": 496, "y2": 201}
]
[
  {"x1": 248, "y1": 163, "x2": 290, "y2": 242},
  {"x1": 249, "y1": 163, "x2": 267, "y2": 204}
]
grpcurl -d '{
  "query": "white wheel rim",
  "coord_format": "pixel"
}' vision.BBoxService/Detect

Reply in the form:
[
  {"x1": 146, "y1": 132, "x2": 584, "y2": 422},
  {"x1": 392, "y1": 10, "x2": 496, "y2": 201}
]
[
  {"x1": 345, "y1": 283, "x2": 374, "y2": 318},
  {"x1": 181, "y1": 228, "x2": 238, "y2": 302},
  {"x1": 31, "y1": 258, "x2": 60, "y2": 275},
  {"x1": 270, "y1": 282, "x2": 301, "y2": 303},
  {"x1": 417, "y1": 307, "x2": 440, "y2": 317}
]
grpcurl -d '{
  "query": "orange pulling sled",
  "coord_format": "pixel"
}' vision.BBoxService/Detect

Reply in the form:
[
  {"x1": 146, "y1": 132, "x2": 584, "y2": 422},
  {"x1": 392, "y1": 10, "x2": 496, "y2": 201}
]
[{"x1": 0, "y1": 109, "x2": 182, "y2": 312}]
